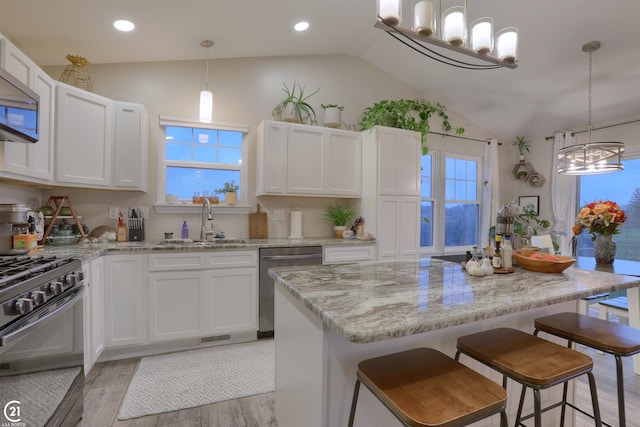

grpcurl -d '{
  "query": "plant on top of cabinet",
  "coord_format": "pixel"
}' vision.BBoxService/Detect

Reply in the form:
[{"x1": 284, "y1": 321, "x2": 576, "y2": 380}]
[
  {"x1": 359, "y1": 99, "x2": 464, "y2": 154},
  {"x1": 271, "y1": 81, "x2": 320, "y2": 125},
  {"x1": 323, "y1": 205, "x2": 357, "y2": 238},
  {"x1": 321, "y1": 104, "x2": 344, "y2": 128}
]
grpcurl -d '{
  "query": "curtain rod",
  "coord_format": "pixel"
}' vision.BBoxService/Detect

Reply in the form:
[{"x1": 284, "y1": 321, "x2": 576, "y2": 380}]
[
  {"x1": 429, "y1": 130, "x2": 502, "y2": 145},
  {"x1": 544, "y1": 117, "x2": 640, "y2": 141}
]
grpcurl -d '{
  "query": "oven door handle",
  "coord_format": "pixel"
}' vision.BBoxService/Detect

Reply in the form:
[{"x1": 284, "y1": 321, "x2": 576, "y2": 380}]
[{"x1": 0, "y1": 284, "x2": 85, "y2": 347}]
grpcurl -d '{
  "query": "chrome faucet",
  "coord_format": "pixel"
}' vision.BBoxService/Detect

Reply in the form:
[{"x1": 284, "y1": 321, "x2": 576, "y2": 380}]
[{"x1": 200, "y1": 198, "x2": 214, "y2": 241}]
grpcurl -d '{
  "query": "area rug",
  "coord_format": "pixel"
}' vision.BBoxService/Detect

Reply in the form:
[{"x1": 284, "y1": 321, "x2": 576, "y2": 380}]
[{"x1": 117, "y1": 339, "x2": 274, "y2": 420}]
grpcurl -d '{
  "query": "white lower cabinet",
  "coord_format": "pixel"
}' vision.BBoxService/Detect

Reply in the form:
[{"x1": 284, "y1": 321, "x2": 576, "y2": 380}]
[
  {"x1": 323, "y1": 245, "x2": 376, "y2": 264},
  {"x1": 206, "y1": 267, "x2": 257, "y2": 335},
  {"x1": 377, "y1": 196, "x2": 421, "y2": 260},
  {"x1": 104, "y1": 254, "x2": 145, "y2": 348},
  {"x1": 83, "y1": 257, "x2": 105, "y2": 374},
  {"x1": 148, "y1": 271, "x2": 206, "y2": 342}
]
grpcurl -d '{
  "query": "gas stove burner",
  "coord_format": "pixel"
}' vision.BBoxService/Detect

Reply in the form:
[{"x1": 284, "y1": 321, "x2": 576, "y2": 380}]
[{"x1": 0, "y1": 255, "x2": 76, "y2": 284}]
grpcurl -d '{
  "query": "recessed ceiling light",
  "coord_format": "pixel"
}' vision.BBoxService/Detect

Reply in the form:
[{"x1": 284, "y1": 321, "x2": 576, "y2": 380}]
[
  {"x1": 113, "y1": 20, "x2": 135, "y2": 32},
  {"x1": 294, "y1": 21, "x2": 309, "y2": 32}
]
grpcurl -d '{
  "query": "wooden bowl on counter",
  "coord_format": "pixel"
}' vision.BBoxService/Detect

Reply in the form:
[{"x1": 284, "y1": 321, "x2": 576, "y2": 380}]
[{"x1": 513, "y1": 249, "x2": 576, "y2": 273}]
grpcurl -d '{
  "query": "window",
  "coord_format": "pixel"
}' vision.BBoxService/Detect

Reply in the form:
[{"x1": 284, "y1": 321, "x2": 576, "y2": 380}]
[
  {"x1": 577, "y1": 151, "x2": 640, "y2": 261},
  {"x1": 421, "y1": 151, "x2": 481, "y2": 252},
  {"x1": 159, "y1": 117, "x2": 249, "y2": 204}
]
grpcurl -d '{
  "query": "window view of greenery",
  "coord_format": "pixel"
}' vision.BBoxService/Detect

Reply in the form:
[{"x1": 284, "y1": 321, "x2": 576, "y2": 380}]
[
  {"x1": 577, "y1": 157, "x2": 640, "y2": 261},
  {"x1": 165, "y1": 126, "x2": 242, "y2": 200},
  {"x1": 420, "y1": 154, "x2": 480, "y2": 249},
  {"x1": 445, "y1": 157, "x2": 479, "y2": 247}
]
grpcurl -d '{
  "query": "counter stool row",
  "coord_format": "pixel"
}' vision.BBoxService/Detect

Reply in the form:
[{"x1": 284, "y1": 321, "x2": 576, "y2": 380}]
[{"x1": 349, "y1": 312, "x2": 640, "y2": 427}]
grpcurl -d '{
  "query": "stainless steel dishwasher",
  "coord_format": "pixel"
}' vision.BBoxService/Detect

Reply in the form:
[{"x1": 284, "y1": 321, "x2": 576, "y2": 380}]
[{"x1": 258, "y1": 246, "x2": 323, "y2": 337}]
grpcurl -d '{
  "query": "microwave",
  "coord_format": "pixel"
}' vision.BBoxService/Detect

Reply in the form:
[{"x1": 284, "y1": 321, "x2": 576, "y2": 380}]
[{"x1": 0, "y1": 66, "x2": 39, "y2": 144}]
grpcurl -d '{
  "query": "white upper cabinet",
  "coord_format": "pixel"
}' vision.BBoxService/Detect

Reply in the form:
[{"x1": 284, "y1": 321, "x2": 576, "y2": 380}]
[
  {"x1": 375, "y1": 126, "x2": 421, "y2": 196},
  {"x1": 256, "y1": 120, "x2": 361, "y2": 198},
  {"x1": 113, "y1": 102, "x2": 148, "y2": 191},
  {"x1": 55, "y1": 83, "x2": 114, "y2": 187},
  {"x1": 0, "y1": 36, "x2": 54, "y2": 182}
]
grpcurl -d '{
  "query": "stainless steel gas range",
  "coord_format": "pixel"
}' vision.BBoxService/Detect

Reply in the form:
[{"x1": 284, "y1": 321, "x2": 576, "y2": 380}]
[{"x1": 0, "y1": 255, "x2": 85, "y2": 427}]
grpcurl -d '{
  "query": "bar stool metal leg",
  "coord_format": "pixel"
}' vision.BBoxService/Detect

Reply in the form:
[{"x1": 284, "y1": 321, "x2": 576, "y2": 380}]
[{"x1": 347, "y1": 379, "x2": 361, "y2": 427}]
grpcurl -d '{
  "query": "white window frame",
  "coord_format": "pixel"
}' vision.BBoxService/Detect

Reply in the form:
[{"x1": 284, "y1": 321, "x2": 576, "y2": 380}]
[
  {"x1": 155, "y1": 116, "x2": 250, "y2": 214},
  {"x1": 422, "y1": 150, "x2": 482, "y2": 255}
]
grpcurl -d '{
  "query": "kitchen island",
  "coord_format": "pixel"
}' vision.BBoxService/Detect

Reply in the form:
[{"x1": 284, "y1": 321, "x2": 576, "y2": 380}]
[{"x1": 270, "y1": 258, "x2": 640, "y2": 427}]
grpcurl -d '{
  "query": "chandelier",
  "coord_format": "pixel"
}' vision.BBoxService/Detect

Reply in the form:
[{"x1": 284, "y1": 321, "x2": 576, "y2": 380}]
[
  {"x1": 199, "y1": 40, "x2": 214, "y2": 123},
  {"x1": 557, "y1": 41, "x2": 624, "y2": 175},
  {"x1": 375, "y1": 0, "x2": 518, "y2": 70}
]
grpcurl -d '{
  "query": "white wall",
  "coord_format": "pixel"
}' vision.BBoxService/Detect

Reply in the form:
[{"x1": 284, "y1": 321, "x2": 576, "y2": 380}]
[{"x1": 40, "y1": 54, "x2": 497, "y2": 240}]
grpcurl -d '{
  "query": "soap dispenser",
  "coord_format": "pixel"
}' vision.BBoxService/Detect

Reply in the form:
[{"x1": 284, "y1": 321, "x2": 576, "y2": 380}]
[{"x1": 181, "y1": 220, "x2": 189, "y2": 239}]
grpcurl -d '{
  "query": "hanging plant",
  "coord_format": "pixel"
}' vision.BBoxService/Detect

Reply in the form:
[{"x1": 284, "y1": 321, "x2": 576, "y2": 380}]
[{"x1": 359, "y1": 99, "x2": 464, "y2": 154}]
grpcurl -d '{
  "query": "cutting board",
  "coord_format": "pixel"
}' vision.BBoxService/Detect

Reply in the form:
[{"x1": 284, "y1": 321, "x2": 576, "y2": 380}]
[{"x1": 249, "y1": 204, "x2": 268, "y2": 239}]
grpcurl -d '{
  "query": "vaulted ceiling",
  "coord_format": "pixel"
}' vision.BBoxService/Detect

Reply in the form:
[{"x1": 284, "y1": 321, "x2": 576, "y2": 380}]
[{"x1": 2, "y1": 0, "x2": 640, "y2": 141}]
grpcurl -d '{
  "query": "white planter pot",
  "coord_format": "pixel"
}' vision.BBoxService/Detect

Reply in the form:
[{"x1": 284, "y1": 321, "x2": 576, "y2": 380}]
[
  {"x1": 224, "y1": 191, "x2": 238, "y2": 205},
  {"x1": 323, "y1": 108, "x2": 342, "y2": 128},
  {"x1": 333, "y1": 226, "x2": 346, "y2": 238}
]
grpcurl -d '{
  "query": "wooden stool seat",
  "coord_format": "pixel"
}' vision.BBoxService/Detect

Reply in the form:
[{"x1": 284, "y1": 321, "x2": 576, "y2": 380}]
[
  {"x1": 535, "y1": 312, "x2": 640, "y2": 426},
  {"x1": 348, "y1": 348, "x2": 508, "y2": 427},
  {"x1": 456, "y1": 328, "x2": 602, "y2": 427}
]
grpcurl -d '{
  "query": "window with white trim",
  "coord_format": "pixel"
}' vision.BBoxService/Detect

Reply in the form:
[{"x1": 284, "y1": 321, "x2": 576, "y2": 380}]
[
  {"x1": 421, "y1": 151, "x2": 481, "y2": 252},
  {"x1": 159, "y1": 117, "x2": 248, "y2": 204}
]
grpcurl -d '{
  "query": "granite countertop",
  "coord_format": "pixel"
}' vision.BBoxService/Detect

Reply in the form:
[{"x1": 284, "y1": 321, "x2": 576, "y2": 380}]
[
  {"x1": 36, "y1": 237, "x2": 375, "y2": 262},
  {"x1": 269, "y1": 257, "x2": 640, "y2": 344}
]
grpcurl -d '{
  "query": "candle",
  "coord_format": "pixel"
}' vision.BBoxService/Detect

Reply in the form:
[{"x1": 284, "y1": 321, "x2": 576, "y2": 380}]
[
  {"x1": 378, "y1": 0, "x2": 401, "y2": 26},
  {"x1": 471, "y1": 18, "x2": 493, "y2": 54},
  {"x1": 497, "y1": 28, "x2": 518, "y2": 62},
  {"x1": 414, "y1": 0, "x2": 435, "y2": 37},
  {"x1": 443, "y1": 7, "x2": 465, "y2": 46}
]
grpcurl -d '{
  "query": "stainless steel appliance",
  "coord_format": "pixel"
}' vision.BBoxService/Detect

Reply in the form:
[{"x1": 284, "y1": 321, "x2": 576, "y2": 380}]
[
  {"x1": 0, "y1": 204, "x2": 30, "y2": 255},
  {"x1": 0, "y1": 255, "x2": 85, "y2": 426},
  {"x1": 0, "y1": 67, "x2": 40, "y2": 144},
  {"x1": 258, "y1": 246, "x2": 323, "y2": 337}
]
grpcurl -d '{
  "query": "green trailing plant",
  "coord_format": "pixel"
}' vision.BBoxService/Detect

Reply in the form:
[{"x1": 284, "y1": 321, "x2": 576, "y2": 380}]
[
  {"x1": 321, "y1": 104, "x2": 344, "y2": 111},
  {"x1": 513, "y1": 136, "x2": 531, "y2": 156},
  {"x1": 359, "y1": 99, "x2": 464, "y2": 154},
  {"x1": 271, "y1": 81, "x2": 320, "y2": 125},
  {"x1": 215, "y1": 180, "x2": 239, "y2": 194},
  {"x1": 322, "y1": 205, "x2": 357, "y2": 227}
]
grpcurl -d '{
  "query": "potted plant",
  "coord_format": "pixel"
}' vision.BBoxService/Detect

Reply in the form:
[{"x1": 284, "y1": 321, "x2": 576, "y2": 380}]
[
  {"x1": 271, "y1": 81, "x2": 320, "y2": 125},
  {"x1": 215, "y1": 180, "x2": 239, "y2": 205},
  {"x1": 321, "y1": 104, "x2": 344, "y2": 128},
  {"x1": 359, "y1": 99, "x2": 464, "y2": 154},
  {"x1": 322, "y1": 205, "x2": 357, "y2": 238},
  {"x1": 513, "y1": 136, "x2": 530, "y2": 161}
]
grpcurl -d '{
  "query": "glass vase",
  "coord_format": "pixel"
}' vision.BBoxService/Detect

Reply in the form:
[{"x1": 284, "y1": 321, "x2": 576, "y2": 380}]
[{"x1": 594, "y1": 234, "x2": 616, "y2": 264}]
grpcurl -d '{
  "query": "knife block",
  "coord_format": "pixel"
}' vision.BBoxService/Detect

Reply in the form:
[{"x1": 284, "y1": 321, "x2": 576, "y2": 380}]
[{"x1": 128, "y1": 218, "x2": 145, "y2": 241}]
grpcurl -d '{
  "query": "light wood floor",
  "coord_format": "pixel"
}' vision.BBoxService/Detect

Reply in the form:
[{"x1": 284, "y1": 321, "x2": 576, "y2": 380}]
[
  {"x1": 81, "y1": 317, "x2": 640, "y2": 427},
  {"x1": 80, "y1": 357, "x2": 278, "y2": 427}
]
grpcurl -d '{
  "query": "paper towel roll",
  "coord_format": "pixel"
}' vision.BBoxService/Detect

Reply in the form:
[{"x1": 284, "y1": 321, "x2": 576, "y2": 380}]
[{"x1": 289, "y1": 210, "x2": 303, "y2": 239}]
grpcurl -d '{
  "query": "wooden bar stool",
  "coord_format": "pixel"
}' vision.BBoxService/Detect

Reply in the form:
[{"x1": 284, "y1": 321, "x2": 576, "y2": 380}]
[
  {"x1": 456, "y1": 328, "x2": 602, "y2": 427},
  {"x1": 347, "y1": 348, "x2": 508, "y2": 427},
  {"x1": 534, "y1": 312, "x2": 640, "y2": 427}
]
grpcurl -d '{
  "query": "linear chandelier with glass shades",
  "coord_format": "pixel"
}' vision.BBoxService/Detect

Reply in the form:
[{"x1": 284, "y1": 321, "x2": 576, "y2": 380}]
[
  {"x1": 375, "y1": 0, "x2": 518, "y2": 70},
  {"x1": 557, "y1": 41, "x2": 624, "y2": 175}
]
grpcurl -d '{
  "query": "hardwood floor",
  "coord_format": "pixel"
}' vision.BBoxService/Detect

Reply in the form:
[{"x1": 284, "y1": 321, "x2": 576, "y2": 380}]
[
  {"x1": 80, "y1": 357, "x2": 277, "y2": 427},
  {"x1": 81, "y1": 314, "x2": 639, "y2": 427}
]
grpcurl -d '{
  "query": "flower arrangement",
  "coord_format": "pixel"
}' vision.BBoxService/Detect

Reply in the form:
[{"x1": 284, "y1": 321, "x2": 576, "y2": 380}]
[{"x1": 573, "y1": 200, "x2": 627, "y2": 240}]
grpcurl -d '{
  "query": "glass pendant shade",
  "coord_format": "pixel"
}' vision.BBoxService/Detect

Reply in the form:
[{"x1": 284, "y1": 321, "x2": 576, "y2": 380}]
[
  {"x1": 557, "y1": 142, "x2": 624, "y2": 175},
  {"x1": 442, "y1": 6, "x2": 466, "y2": 47},
  {"x1": 199, "y1": 90, "x2": 213, "y2": 123},
  {"x1": 471, "y1": 17, "x2": 494, "y2": 54},
  {"x1": 496, "y1": 27, "x2": 518, "y2": 62},
  {"x1": 413, "y1": 0, "x2": 436, "y2": 37},
  {"x1": 378, "y1": 0, "x2": 401, "y2": 25}
]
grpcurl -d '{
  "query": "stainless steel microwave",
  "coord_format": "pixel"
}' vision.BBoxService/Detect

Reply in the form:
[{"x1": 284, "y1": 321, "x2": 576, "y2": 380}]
[{"x1": 0, "y1": 66, "x2": 39, "y2": 143}]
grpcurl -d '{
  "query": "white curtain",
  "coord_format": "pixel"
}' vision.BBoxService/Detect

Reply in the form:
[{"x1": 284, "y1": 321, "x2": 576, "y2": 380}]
[
  {"x1": 551, "y1": 131, "x2": 577, "y2": 255},
  {"x1": 480, "y1": 139, "x2": 500, "y2": 248}
]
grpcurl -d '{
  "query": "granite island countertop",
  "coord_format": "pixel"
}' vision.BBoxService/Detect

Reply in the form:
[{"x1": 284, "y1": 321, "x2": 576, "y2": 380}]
[
  {"x1": 269, "y1": 257, "x2": 640, "y2": 343},
  {"x1": 35, "y1": 237, "x2": 375, "y2": 262}
]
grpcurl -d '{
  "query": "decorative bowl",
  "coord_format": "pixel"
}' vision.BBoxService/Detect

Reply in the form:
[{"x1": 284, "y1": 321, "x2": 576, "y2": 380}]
[
  {"x1": 513, "y1": 249, "x2": 576, "y2": 273},
  {"x1": 46, "y1": 234, "x2": 80, "y2": 245}
]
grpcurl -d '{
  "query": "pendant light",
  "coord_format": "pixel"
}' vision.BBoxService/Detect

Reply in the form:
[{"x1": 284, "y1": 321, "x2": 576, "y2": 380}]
[
  {"x1": 557, "y1": 41, "x2": 624, "y2": 175},
  {"x1": 199, "y1": 40, "x2": 214, "y2": 123}
]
